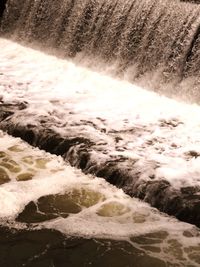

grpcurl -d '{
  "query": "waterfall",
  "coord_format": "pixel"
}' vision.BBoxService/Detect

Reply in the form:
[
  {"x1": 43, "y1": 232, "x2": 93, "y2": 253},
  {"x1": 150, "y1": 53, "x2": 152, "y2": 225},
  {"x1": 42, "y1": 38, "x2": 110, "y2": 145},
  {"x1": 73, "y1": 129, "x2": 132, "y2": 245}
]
[
  {"x1": 1, "y1": 4, "x2": 200, "y2": 263},
  {"x1": 0, "y1": 0, "x2": 7, "y2": 20},
  {"x1": 1, "y1": 0, "x2": 200, "y2": 84}
]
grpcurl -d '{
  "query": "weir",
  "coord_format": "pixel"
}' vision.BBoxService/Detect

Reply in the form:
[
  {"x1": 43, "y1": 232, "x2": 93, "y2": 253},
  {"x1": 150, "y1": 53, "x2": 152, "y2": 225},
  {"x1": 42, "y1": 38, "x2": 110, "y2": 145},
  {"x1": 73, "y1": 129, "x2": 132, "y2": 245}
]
[
  {"x1": 1, "y1": 0, "x2": 200, "y2": 87},
  {"x1": 1, "y1": 37, "x2": 200, "y2": 230},
  {"x1": 0, "y1": 0, "x2": 200, "y2": 247},
  {"x1": 1, "y1": 2, "x2": 200, "y2": 265}
]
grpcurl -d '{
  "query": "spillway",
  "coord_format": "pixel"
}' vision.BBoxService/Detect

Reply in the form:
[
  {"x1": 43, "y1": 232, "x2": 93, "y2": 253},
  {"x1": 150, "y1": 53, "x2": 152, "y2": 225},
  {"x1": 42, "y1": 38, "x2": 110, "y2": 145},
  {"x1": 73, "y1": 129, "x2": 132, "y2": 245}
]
[
  {"x1": 1, "y1": 1, "x2": 200, "y2": 266},
  {"x1": 1, "y1": 0, "x2": 200, "y2": 100}
]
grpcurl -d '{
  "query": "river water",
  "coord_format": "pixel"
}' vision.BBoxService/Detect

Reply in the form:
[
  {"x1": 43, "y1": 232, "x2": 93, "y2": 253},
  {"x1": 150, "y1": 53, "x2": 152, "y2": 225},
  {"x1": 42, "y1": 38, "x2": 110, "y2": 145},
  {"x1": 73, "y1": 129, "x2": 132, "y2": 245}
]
[{"x1": 0, "y1": 38, "x2": 200, "y2": 266}]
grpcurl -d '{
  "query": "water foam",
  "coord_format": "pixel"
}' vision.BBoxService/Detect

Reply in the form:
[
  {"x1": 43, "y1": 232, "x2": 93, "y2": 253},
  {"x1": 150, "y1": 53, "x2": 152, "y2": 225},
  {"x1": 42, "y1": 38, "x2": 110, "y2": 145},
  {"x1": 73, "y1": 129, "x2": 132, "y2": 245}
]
[{"x1": 0, "y1": 131, "x2": 200, "y2": 266}]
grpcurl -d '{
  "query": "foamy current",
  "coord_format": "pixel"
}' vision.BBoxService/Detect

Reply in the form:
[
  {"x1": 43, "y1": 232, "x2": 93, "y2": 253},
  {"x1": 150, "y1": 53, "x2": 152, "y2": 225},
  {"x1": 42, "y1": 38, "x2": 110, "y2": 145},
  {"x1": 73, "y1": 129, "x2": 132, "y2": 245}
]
[
  {"x1": 0, "y1": 131, "x2": 199, "y2": 266},
  {"x1": 1, "y1": 38, "x2": 200, "y2": 190},
  {"x1": 1, "y1": 38, "x2": 200, "y2": 265}
]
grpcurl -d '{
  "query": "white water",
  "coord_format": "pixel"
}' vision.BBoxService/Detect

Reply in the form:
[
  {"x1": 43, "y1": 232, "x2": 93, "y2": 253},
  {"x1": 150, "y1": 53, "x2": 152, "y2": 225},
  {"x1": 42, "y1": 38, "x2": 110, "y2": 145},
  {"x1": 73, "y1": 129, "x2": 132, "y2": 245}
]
[
  {"x1": 1, "y1": 38, "x2": 200, "y2": 190},
  {"x1": 1, "y1": 38, "x2": 200, "y2": 265},
  {"x1": 0, "y1": 130, "x2": 199, "y2": 266}
]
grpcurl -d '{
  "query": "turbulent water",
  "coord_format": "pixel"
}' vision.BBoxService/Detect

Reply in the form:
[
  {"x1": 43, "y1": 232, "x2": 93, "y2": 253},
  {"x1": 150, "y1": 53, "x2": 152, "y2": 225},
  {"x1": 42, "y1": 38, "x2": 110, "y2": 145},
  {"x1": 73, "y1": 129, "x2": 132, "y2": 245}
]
[
  {"x1": 1, "y1": 0, "x2": 200, "y2": 100},
  {"x1": 0, "y1": 38, "x2": 200, "y2": 265},
  {"x1": 0, "y1": 131, "x2": 200, "y2": 267},
  {"x1": 1, "y1": 0, "x2": 200, "y2": 266}
]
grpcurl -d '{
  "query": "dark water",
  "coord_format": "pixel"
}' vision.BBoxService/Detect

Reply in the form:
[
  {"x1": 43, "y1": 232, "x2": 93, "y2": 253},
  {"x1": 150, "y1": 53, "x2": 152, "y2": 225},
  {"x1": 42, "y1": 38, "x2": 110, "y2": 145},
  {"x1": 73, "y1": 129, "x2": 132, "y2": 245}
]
[
  {"x1": 0, "y1": 227, "x2": 176, "y2": 267},
  {"x1": 1, "y1": 0, "x2": 200, "y2": 84}
]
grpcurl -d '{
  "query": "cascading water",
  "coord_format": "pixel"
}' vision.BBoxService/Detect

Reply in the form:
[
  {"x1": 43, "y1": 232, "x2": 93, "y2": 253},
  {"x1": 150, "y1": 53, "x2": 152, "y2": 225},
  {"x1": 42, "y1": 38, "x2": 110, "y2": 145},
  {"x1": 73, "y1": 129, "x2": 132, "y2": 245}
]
[
  {"x1": 0, "y1": 0, "x2": 7, "y2": 20},
  {"x1": 1, "y1": 1, "x2": 200, "y2": 266},
  {"x1": 1, "y1": 0, "x2": 200, "y2": 90}
]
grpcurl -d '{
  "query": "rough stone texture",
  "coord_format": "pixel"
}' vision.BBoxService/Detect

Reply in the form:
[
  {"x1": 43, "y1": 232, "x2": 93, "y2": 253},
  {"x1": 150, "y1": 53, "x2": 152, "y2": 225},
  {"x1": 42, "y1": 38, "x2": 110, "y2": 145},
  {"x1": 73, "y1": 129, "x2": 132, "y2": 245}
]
[
  {"x1": 0, "y1": 227, "x2": 166, "y2": 267},
  {"x1": 1, "y1": 101, "x2": 200, "y2": 228}
]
